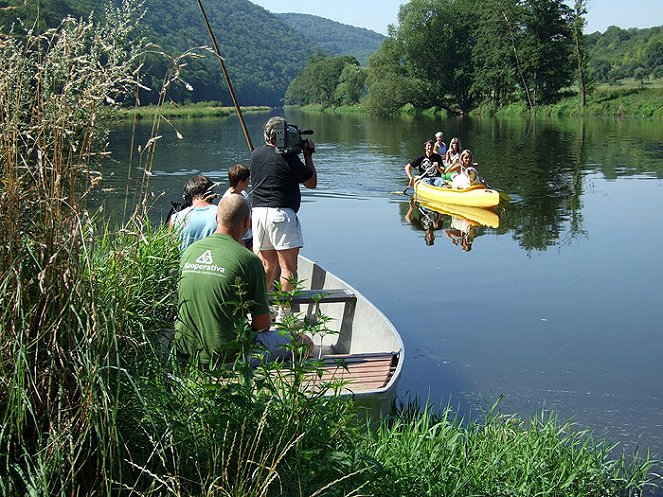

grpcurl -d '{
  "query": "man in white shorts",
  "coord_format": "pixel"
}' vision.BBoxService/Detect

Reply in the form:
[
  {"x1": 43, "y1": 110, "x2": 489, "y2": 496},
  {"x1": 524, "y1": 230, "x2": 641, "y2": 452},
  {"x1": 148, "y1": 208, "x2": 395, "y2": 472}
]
[{"x1": 249, "y1": 116, "x2": 317, "y2": 292}]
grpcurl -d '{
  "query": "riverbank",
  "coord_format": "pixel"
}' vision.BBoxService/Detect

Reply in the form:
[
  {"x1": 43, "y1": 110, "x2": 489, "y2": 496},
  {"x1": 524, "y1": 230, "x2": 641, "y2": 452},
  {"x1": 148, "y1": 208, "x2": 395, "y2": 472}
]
[
  {"x1": 117, "y1": 102, "x2": 272, "y2": 120},
  {"x1": 291, "y1": 83, "x2": 663, "y2": 119},
  {"x1": 475, "y1": 85, "x2": 663, "y2": 119}
]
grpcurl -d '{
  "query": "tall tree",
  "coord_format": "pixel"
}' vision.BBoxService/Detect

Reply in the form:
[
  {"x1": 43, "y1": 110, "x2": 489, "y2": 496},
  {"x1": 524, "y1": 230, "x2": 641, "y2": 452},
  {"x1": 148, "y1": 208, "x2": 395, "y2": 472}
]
[
  {"x1": 519, "y1": 0, "x2": 575, "y2": 105},
  {"x1": 472, "y1": 0, "x2": 521, "y2": 107},
  {"x1": 570, "y1": 0, "x2": 591, "y2": 106}
]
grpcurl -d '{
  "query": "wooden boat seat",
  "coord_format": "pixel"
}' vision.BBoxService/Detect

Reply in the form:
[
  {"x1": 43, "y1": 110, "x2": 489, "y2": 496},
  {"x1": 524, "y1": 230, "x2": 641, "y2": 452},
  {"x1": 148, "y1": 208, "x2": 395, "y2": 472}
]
[
  {"x1": 271, "y1": 289, "x2": 357, "y2": 305},
  {"x1": 302, "y1": 351, "x2": 399, "y2": 393}
]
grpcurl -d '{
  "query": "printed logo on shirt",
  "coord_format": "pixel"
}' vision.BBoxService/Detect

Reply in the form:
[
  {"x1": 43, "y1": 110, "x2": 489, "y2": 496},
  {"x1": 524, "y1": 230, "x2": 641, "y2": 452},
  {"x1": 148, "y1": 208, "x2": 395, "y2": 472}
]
[
  {"x1": 196, "y1": 250, "x2": 214, "y2": 264},
  {"x1": 183, "y1": 249, "x2": 226, "y2": 274}
]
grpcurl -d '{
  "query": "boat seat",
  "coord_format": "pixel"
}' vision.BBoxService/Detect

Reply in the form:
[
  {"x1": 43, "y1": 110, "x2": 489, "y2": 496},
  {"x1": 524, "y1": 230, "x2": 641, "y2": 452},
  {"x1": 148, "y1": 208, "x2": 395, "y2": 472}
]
[
  {"x1": 271, "y1": 289, "x2": 356, "y2": 305},
  {"x1": 302, "y1": 351, "x2": 399, "y2": 393}
]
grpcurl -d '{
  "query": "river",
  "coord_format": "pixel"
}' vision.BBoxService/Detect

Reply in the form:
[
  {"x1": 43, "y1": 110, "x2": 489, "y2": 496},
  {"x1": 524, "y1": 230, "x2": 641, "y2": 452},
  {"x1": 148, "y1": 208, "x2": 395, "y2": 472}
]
[{"x1": 105, "y1": 109, "x2": 663, "y2": 459}]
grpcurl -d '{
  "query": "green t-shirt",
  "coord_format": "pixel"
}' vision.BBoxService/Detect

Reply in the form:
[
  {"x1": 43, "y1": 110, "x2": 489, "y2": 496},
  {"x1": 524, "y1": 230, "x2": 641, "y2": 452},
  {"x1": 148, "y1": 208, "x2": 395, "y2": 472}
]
[{"x1": 174, "y1": 233, "x2": 270, "y2": 364}]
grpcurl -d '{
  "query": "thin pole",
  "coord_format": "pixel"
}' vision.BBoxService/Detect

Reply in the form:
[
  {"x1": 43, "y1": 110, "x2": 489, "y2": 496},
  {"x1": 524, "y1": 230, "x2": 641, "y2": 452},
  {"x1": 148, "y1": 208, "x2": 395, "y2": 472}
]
[{"x1": 196, "y1": 0, "x2": 254, "y2": 152}]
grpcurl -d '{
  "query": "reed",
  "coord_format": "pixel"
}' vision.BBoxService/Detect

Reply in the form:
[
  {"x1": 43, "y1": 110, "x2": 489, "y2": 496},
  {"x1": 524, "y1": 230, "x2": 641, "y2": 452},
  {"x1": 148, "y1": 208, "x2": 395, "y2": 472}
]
[{"x1": 359, "y1": 400, "x2": 660, "y2": 497}]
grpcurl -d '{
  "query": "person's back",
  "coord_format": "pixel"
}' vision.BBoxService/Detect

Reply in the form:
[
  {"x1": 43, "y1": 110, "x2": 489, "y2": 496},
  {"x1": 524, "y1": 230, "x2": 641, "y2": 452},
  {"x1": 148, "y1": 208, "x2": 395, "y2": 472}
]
[
  {"x1": 170, "y1": 175, "x2": 218, "y2": 250},
  {"x1": 174, "y1": 193, "x2": 311, "y2": 367},
  {"x1": 175, "y1": 232, "x2": 269, "y2": 364},
  {"x1": 171, "y1": 204, "x2": 217, "y2": 250},
  {"x1": 250, "y1": 145, "x2": 310, "y2": 213}
]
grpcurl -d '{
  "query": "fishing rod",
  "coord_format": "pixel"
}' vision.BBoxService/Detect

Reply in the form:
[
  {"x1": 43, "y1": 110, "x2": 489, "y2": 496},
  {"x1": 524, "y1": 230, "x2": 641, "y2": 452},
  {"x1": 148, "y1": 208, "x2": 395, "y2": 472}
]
[{"x1": 196, "y1": 0, "x2": 254, "y2": 152}]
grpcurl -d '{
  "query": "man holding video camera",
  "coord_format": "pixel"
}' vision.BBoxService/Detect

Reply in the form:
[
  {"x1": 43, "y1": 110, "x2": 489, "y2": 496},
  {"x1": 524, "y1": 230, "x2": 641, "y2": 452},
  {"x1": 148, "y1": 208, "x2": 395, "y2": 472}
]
[{"x1": 250, "y1": 116, "x2": 317, "y2": 293}]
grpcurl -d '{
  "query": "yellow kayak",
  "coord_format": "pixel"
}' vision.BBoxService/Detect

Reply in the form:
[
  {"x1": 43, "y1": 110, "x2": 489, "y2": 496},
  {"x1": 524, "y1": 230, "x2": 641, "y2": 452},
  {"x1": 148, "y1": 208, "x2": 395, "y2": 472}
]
[
  {"x1": 417, "y1": 197, "x2": 500, "y2": 228},
  {"x1": 414, "y1": 180, "x2": 500, "y2": 208}
]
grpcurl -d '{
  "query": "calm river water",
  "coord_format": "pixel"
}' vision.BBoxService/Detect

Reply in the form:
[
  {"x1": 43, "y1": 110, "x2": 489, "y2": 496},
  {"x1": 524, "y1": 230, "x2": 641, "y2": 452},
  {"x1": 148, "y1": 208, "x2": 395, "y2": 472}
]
[{"x1": 105, "y1": 109, "x2": 663, "y2": 458}]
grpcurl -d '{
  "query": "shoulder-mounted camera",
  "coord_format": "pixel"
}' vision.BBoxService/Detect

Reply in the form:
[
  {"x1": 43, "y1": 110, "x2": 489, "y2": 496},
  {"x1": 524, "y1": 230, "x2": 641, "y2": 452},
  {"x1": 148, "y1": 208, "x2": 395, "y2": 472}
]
[{"x1": 274, "y1": 121, "x2": 314, "y2": 155}]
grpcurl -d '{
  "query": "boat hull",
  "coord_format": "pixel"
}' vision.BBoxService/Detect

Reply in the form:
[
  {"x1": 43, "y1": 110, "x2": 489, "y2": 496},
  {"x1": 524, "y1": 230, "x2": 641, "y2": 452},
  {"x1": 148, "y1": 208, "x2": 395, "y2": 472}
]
[
  {"x1": 415, "y1": 180, "x2": 500, "y2": 208},
  {"x1": 296, "y1": 256, "x2": 404, "y2": 417}
]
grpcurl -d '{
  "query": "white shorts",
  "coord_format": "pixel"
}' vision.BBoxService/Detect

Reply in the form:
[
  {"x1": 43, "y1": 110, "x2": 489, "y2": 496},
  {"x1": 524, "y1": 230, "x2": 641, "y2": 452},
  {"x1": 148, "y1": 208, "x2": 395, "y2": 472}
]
[
  {"x1": 252, "y1": 207, "x2": 303, "y2": 251},
  {"x1": 250, "y1": 327, "x2": 296, "y2": 365}
]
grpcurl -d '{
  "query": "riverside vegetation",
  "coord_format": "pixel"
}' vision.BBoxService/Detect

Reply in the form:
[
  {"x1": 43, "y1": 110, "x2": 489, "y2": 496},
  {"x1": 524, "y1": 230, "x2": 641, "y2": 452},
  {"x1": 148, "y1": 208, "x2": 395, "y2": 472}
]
[{"x1": 1, "y1": 3, "x2": 661, "y2": 496}]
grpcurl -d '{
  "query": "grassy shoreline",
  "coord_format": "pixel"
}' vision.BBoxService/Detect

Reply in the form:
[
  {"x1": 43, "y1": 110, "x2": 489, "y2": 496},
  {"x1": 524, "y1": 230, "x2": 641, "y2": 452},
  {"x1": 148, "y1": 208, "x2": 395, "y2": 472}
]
[
  {"x1": 291, "y1": 83, "x2": 663, "y2": 119},
  {"x1": 117, "y1": 102, "x2": 272, "y2": 120}
]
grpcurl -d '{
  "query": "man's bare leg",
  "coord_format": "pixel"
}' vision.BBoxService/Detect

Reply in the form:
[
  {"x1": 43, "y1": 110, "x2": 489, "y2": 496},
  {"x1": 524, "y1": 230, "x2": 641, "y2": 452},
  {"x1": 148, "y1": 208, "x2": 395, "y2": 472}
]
[
  {"x1": 257, "y1": 249, "x2": 279, "y2": 292},
  {"x1": 276, "y1": 247, "x2": 300, "y2": 292}
]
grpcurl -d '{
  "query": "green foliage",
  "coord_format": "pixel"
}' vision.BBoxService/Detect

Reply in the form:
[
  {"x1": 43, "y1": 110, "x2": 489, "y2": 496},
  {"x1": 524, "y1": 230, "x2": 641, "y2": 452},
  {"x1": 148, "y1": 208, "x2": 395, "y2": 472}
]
[
  {"x1": 275, "y1": 12, "x2": 385, "y2": 66},
  {"x1": 588, "y1": 25, "x2": 663, "y2": 83},
  {"x1": 0, "y1": 0, "x2": 315, "y2": 106},
  {"x1": 359, "y1": 402, "x2": 660, "y2": 497},
  {"x1": 364, "y1": 0, "x2": 577, "y2": 114},
  {"x1": 285, "y1": 53, "x2": 364, "y2": 107}
]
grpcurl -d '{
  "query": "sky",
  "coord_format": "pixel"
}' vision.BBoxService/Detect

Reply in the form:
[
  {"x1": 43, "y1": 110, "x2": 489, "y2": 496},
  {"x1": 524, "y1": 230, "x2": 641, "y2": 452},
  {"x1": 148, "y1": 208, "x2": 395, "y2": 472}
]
[{"x1": 249, "y1": 0, "x2": 663, "y2": 35}]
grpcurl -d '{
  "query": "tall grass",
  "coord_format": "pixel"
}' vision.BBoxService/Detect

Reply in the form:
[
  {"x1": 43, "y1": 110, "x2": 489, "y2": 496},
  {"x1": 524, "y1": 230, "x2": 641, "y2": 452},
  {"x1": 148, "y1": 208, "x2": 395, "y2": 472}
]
[
  {"x1": 0, "y1": 4, "x2": 362, "y2": 494},
  {"x1": 361, "y1": 401, "x2": 660, "y2": 496},
  {"x1": 0, "y1": 1, "x2": 152, "y2": 494}
]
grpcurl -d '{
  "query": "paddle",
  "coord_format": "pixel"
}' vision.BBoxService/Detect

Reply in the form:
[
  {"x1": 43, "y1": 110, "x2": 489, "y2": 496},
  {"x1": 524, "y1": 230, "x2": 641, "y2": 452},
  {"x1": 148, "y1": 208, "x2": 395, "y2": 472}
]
[{"x1": 398, "y1": 159, "x2": 440, "y2": 194}]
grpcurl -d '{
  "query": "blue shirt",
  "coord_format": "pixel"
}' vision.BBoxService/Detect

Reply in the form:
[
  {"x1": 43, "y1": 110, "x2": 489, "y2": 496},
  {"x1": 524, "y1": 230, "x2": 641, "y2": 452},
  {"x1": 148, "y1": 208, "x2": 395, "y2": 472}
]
[{"x1": 172, "y1": 204, "x2": 217, "y2": 250}]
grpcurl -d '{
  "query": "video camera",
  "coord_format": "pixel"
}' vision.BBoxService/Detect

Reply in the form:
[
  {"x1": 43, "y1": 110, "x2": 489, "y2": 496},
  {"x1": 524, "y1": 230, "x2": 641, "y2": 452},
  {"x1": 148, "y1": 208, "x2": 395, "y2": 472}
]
[{"x1": 274, "y1": 121, "x2": 314, "y2": 155}]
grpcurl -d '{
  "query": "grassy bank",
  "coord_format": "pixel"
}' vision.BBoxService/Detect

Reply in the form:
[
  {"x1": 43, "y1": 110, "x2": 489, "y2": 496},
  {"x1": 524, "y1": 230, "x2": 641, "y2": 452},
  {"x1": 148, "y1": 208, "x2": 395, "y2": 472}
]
[
  {"x1": 287, "y1": 103, "x2": 366, "y2": 114},
  {"x1": 1, "y1": 12, "x2": 661, "y2": 497},
  {"x1": 471, "y1": 84, "x2": 663, "y2": 119},
  {"x1": 118, "y1": 102, "x2": 272, "y2": 120}
]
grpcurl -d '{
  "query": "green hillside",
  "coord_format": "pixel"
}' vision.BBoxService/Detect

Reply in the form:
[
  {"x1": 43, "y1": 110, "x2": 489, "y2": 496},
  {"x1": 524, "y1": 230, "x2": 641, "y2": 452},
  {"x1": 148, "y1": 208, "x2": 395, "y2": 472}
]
[
  {"x1": 274, "y1": 13, "x2": 385, "y2": 66},
  {"x1": 0, "y1": 0, "x2": 315, "y2": 106},
  {"x1": 588, "y1": 25, "x2": 663, "y2": 82}
]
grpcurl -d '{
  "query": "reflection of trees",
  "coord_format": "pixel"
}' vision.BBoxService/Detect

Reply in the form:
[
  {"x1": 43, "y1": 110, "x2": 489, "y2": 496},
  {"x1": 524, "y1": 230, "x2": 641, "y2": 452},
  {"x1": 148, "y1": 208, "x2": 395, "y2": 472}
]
[{"x1": 465, "y1": 116, "x2": 586, "y2": 251}]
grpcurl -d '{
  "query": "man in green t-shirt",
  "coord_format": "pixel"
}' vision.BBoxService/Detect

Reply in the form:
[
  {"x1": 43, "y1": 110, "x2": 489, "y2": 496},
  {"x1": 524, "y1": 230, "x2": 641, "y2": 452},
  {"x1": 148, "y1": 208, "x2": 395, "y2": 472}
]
[{"x1": 175, "y1": 194, "x2": 302, "y2": 366}]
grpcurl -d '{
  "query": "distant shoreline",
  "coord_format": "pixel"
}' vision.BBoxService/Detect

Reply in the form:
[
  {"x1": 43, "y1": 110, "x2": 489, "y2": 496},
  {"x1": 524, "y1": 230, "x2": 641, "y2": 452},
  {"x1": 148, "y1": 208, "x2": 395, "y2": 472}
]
[
  {"x1": 116, "y1": 103, "x2": 272, "y2": 120},
  {"x1": 289, "y1": 82, "x2": 663, "y2": 119}
]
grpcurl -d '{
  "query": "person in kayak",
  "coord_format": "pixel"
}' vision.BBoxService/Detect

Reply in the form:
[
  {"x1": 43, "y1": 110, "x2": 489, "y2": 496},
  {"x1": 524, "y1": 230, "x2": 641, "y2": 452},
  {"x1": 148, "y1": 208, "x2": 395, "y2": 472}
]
[
  {"x1": 433, "y1": 131, "x2": 447, "y2": 157},
  {"x1": 405, "y1": 139, "x2": 445, "y2": 187},
  {"x1": 444, "y1": 137, "x2": 462, "y2": 172}
]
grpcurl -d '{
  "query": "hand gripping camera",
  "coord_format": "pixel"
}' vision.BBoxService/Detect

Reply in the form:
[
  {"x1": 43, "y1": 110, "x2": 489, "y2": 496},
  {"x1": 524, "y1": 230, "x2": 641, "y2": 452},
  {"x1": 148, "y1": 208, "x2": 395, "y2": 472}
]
[{"x1": 274, "y1": 120, "x2": 314, "y2": 155}]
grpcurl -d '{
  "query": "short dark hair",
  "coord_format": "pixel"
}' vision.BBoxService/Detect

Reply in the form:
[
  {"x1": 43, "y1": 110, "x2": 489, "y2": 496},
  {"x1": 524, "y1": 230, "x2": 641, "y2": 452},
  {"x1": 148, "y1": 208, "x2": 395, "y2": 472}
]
[
  {"x1": 183, "y1": 175, "x2": 215, "y2": 202},
  {"x1": 424, "y1": 139, "x2": 435, "y2": 146},
  {"x1": 227, "y1": 164, "x2": 250, "y2": 188}
]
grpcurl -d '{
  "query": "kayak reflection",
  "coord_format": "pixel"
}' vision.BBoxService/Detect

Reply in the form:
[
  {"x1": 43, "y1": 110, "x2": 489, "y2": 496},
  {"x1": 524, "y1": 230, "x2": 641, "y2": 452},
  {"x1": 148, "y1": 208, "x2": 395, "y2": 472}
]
[{"x1": 405, "y1": 196, "x2": 500, "y2": 250}]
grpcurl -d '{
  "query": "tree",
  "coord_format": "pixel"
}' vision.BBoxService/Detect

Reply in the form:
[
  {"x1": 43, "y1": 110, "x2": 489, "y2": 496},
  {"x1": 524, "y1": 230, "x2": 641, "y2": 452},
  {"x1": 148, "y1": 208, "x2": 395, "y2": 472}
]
[
  {"x1": 643, "y1": 36, "x2": 663, "y2": 70},
  {"x1": 472, "y1": 0, "x2": 522, "y2": 107},
  {"x1": 519, "y1": 0, "x2": 575, "y2": 106},
  {"x1": 284, "y1": 54, "x2": 360, "y2": 107},
  {"x1": 333, "y1": 65, "x2": 367, "y2": 105},
  {"x1": 570, "y1": 0, "x2": 593, "y2": 106}
]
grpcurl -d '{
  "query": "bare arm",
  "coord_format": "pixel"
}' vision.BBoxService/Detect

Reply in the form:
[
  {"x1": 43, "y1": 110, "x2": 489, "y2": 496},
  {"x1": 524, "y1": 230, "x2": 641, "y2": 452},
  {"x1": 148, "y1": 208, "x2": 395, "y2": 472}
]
[
  {"x1": 252, "y1": 313, "x2": 271, "y2": 332},
  {"x1": 405, "y1": 163, "x2": 416, "y2": 185},
  {"x1": 302, "y1": 140, "x2": 317, "y2": 189}
]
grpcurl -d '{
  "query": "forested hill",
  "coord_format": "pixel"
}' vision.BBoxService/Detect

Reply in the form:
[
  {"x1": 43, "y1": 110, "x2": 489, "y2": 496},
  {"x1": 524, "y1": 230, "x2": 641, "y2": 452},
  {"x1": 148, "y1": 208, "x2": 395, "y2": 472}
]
[
  {"x1": 274, "y1": 13, "x2": 385, "y2": 66},
  {"x1": 0, "y1": 0, "x2": 317, "y2": 106},
  {"x1": 588, "y1": 25, "x2": 663, "y2": 81}
]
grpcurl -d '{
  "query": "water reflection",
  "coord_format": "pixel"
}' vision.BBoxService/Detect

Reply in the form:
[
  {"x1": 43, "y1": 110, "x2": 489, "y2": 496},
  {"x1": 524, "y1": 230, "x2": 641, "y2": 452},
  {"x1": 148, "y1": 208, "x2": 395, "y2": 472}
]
[{"x1": 401, "y1": 196, "x2": 501, "y2": 250}]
